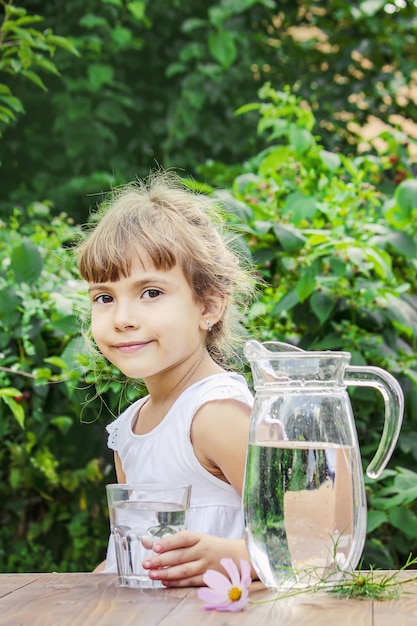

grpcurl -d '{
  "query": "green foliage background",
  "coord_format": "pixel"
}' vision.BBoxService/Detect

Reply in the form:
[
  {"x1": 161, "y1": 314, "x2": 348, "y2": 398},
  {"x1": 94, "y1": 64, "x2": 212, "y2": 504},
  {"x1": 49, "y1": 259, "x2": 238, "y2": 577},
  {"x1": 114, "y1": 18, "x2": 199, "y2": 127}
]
[
  {"x1": 2, "y1": 0, "x2": 417, "y2": 219},
  {"x1": 0, "y1": 0, "x2": 417, "y2": 573}
]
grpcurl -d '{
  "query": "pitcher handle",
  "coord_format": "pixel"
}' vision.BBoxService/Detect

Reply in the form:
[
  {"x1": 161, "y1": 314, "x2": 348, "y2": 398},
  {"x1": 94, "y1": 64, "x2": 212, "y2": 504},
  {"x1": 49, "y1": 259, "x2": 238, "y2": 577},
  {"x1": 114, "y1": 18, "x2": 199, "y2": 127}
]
[{"x1": 344, "y1": 366, "x2": 404, "y2": 479}]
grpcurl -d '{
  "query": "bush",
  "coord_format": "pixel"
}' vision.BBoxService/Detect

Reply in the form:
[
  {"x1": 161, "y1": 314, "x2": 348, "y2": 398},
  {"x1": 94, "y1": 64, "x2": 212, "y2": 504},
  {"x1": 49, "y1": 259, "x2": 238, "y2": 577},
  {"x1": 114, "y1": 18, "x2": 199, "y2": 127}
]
[
  {"x1": 200, "y1": 84, "x2": 417, "y2": 567},
  {"x1": 0, "y1": 203, "x2": 135, "y2": 572}
]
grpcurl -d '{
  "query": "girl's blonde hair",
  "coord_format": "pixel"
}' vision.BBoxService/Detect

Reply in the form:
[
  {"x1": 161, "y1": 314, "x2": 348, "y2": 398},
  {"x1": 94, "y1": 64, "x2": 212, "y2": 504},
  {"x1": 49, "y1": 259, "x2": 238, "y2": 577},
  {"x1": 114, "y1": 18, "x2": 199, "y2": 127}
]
[{"x1": 77, "y1": 171, "x2": 255, "y2": 367}]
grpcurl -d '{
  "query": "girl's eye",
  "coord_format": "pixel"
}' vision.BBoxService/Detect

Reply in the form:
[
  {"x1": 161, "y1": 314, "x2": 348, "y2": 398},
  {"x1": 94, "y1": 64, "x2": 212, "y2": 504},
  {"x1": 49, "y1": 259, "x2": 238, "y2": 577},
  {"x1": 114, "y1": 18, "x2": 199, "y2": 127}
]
[
  {"x1": 94, "y1": 294, "x2": 113, "y2": 304},
  {"x1": 142, "y1": 288, "x2": 162, "y2": 300}
]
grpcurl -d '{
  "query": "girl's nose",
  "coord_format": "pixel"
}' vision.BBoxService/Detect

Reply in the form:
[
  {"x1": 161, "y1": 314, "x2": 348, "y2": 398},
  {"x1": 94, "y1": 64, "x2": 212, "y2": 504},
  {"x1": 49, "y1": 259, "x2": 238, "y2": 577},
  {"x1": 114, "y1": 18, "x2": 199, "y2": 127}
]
[
  {"x1": 116, "y1": 320, "x2": 137, "y2": 330},
  {"x1": 113, "y1": 304, "x2": 139, "y2": 330}
]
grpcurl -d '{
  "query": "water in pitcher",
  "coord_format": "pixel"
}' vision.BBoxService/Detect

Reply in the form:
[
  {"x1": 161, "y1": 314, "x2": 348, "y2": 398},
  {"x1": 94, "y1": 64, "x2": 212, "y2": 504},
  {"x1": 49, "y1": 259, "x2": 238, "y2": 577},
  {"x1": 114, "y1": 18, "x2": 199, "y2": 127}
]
[
  {"x1": 111, "y1": 500, "x2": 187, "y2": 587},
  {"x1": 244, "y1": 441, "x2": 363, "y2": 589}
]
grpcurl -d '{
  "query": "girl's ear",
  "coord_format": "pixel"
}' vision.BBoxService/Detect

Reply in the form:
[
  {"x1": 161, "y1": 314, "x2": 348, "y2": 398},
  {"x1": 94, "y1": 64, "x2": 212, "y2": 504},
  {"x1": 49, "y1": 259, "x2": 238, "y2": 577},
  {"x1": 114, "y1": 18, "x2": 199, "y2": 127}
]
[{"x1": 199, "y1": 293, "x2": 226, "y2": 331}]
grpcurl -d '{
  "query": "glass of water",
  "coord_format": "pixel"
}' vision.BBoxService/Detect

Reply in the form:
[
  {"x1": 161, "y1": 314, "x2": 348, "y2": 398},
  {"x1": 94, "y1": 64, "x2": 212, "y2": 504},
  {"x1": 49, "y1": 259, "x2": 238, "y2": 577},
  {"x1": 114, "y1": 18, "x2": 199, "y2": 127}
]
[{"x1": 106, "y1": 483, "x2": 191, "y2": 588}]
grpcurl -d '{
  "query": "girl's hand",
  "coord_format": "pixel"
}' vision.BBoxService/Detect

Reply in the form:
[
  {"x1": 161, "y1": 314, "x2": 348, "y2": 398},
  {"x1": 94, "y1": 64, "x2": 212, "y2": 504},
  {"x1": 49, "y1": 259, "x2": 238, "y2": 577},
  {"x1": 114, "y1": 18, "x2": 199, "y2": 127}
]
[{"x1": 142, "y1": 530, "x2": 253, "y2": 587}]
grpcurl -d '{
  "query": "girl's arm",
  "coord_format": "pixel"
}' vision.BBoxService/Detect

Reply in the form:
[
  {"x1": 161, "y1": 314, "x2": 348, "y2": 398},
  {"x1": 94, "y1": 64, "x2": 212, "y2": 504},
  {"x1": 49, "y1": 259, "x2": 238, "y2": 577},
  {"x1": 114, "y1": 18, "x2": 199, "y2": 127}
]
[
  {"x1": 190, "y1": 398, "x2": 251, "y2": 495},
  {"x1": 114, "y1": 450, "x2": 126, "y2": 483}
]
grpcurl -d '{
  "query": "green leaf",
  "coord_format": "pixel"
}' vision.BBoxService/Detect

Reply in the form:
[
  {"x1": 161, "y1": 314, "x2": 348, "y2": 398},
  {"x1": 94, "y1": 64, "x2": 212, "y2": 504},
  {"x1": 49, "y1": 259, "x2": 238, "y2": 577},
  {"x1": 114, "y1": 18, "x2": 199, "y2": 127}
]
[
  {"x1": 44, "y1": 356, "x2": 69, "y2": 371},
  {"x1": 0, "y1": 90, "x2": 24, "y2": 113},
  {"x1": 0, "y1": 387, "x2": 23, "y2": 398},
  {"x1": 289, "y1": 125, "x2": 313, "y2": 154},
  {"x1": 0, "y1": 285, "x2": 21, "y2": 327},
  {"x1": 87, "y1": 64, "x2": 114, "y2": 91},
  {"x1": 363, "y1": 246, "x2": 392, "y2": 280},
  {"x1": 2, "y1": 20, "x2": 35, "y2": 38},
  {"x1": 283, "y1": 191, "x2": 317, "y2": 223},
  {"x1": 273, "y1": 288, "x2": 300, "y2": 315},
  {"x1": 12, "y1": 14, "x2": 44, "y2": 27},
  {"x1": 179, "y1": 42, "x2": 205, "y2": 63},
  {"x1": 209, "y1": 0, "x2": 273, "y2": 27},
  {"x1": 10, "y1": 240, "x2": 43, "y2": 283},
  {"x1": 45, "y1": 34, "x2": 80, "y2": 57},
  {"x1": 61, "y1": 472, "x2": 80, "y2": 492},
  {"x1": 208, "y1": 29, "x2": 237, "y2": 69},
  {"x1": 306, "y1": 232, "x2": 330, "y2": 246},
  {"x1": 403, "y1": 368, "x2": 417, "y2": 386},
  {"x1": 360, "y1": 0, "x2": 387, "y2": 16},
  {"x1": 0, "y1": 105, "x2": 16, "y2": 121},
  {"x1": 382, "y1": 293, "x2": 417, "y2": 337},
  {"x1": 329, "y1": 256, "x2": 347, "y2": 277},
  {"x1": 296, "y1": 266, "x2": 316, "y2": 302},
  {"x1": 258, "y1": 118, "x2": 289, "y2": 140},
  {"x1": 367, "y1": 509, "x2": 388, "y2": 533},
  {"x1": 320, "y1": 150, "x2": 341, "y2": 172},
  {"x1": 127, "y1": 1, "x2": 148, "y2": 23},
  {"x1": 273, "y1": 223, "x2": 306, "y2": 253},
  {"x1": 234, "y1": 102, "x2": 261, "y2": 116},
  {"x1": 253, "y1": 220, "x2": 273, "y2": 236},
  {"x1": 33, "y1": 368, "x2": 53, "y2": 385},
  {"x1": 388, "y1": 507, "x2": 417, "y2": 538},
  {"x1": 310, "y1": 291, "x2": 336, "y2": 324},
  {"x1": 1, "y1": 395, "x2": 25, "y2": 429},
  {"x1": 0, "y1": 99, "x2": 19, "y2": 118},
  {"x1": 182, "y1": 18, "x2": 207, "y2": 33},
  {"x1": 33, "y1": 56, "x2": 60, "y2": 76},
  {"x1": 310, "y1": 333, "x2": 345, "y2": 350},
  {"x1": 20, "y1": 69, "x2": 47, "y2": 90},
  {"x1": 50, "y1": 416, "x2": 73, "y2": 435},
  {"x1": 395, "y1": 178, "x2": 417, "y2": 213},
  {"x1": 259, "y1": 146, "x2": 292, "y2": 174},
  {"x1": 376, "y1": 230, "x2": 417, "y2": 259},
  {"x1": 208, "y1": 7, "x2": 227, "y2": 28},
  {"x1": 51, "y1": 314, "x2": 78, "y2": 335},
  {"x1": 79, "y1": 14, "x2": 109, "y2": 29},
  {"x1": 166, "y1": 62, "x2": 187, "y2": 78},
  {"x1": 394, "y1": 468, "x2": 417, "y2": 490},
  {"x1": 111, "y1": 27, "x2": 134, "y2": 48}
]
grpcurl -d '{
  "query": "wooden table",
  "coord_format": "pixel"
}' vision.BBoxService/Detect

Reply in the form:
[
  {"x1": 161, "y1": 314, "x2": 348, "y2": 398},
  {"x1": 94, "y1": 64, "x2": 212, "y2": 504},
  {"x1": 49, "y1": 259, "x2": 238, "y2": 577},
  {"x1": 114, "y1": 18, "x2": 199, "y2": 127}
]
[{"x1": 0, "y1": 571, "x2": 416, "y2": 625}]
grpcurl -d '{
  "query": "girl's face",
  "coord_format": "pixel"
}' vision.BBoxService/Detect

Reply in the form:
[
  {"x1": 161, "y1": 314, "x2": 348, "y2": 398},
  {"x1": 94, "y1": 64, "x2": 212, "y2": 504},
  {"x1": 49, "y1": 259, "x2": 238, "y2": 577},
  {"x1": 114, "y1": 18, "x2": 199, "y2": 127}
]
[{"x1": 88, "y1": 254, "x2": 209, "y2": 385}]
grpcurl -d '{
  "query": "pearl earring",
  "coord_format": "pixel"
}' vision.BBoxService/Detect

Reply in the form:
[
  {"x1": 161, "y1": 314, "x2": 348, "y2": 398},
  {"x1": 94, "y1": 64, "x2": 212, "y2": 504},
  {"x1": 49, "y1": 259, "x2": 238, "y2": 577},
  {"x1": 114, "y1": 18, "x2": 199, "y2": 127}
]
[{"x1": 206, "y1": 320, "x2": 212, "y2": 332}]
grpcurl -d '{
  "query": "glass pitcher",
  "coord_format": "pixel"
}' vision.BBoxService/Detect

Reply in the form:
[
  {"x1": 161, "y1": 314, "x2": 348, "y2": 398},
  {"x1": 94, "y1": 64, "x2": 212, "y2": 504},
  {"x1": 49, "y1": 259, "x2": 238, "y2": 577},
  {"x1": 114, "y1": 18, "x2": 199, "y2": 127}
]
[{"x1": 243, "y1": 339, "x2": 404, "y2": 590}]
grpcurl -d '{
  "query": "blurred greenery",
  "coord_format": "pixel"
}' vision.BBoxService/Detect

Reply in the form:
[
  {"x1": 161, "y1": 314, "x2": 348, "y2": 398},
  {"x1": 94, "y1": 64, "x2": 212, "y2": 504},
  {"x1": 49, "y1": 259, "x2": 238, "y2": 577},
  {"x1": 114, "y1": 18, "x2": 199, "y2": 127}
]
[
  {"x1": 1, "y1": 0, "x2": 416, "y2": 219},
  {"x1": 0, "y1": 0, "x2": 416, "y2": 573}
]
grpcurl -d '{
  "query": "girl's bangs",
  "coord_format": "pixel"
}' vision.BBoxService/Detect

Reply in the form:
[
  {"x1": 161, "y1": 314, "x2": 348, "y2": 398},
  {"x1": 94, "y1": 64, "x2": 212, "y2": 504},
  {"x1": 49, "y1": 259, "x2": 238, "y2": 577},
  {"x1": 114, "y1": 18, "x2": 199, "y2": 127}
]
[{"x1": 82, "y1": 233, "x2": 179, "y2": 284}]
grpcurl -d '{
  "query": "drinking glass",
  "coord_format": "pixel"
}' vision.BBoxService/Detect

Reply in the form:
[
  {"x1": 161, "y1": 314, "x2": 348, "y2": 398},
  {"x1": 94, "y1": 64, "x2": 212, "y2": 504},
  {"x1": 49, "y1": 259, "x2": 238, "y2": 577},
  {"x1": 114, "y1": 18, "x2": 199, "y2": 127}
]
[{"x1": 106, "y1": 483, "x2": 191, "y2": 588}]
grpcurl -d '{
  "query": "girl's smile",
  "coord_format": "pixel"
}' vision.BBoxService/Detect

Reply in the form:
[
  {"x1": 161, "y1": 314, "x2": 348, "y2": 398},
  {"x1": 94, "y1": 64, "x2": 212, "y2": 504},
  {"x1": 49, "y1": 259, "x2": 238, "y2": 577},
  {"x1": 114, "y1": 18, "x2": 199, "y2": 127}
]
[{"x1": 113, "y1": 341, "x2": 151, "y2": 353}]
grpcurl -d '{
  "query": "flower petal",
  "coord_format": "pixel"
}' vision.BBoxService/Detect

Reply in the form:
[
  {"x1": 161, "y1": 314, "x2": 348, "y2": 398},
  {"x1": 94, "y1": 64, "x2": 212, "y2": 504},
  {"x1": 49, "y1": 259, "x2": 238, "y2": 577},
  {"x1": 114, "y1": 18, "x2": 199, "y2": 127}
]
[
  {"x1": 215, "y1": 595, "x2": 250, "y2": 612},
  {"x1": 239, "y1": 559, "x2": 252, "y2": 588},
  {"x1": 202, "y1": 568, "x2": 231, "y2": 592},
  {"x1": 198, "y1": 559, "x2": 251, "y2": 613},
  {"x1": 226, "y1": 595, "x2": 250, "y2": 612},
  {"x1": 197, "y1": 587, "x2": 228, "y2": 606},
  {"x1": 220, "y1": 557, "x2": 240, "y2": 586}
]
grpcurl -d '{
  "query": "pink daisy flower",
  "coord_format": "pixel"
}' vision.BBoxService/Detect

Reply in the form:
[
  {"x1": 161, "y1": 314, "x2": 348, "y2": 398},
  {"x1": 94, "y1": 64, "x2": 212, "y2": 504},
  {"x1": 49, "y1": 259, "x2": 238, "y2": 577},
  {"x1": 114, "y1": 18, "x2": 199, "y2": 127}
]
[{"x1": 197, "y1": 558, "x2": 251, "y2": 612}]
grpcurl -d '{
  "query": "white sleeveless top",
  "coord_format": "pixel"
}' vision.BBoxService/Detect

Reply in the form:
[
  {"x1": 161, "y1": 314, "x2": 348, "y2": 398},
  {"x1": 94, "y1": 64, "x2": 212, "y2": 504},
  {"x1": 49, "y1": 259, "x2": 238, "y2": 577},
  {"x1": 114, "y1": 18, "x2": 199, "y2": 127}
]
[{"x1": 103, "y1": 372, "x2": 253, "y2": 572}]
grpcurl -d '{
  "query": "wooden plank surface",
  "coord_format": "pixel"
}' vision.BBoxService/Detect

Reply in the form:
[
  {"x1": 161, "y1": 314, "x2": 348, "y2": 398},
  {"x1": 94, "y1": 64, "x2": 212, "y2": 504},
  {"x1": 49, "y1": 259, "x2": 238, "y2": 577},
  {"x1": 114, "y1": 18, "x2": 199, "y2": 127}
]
[
  {"x1": 0, "y1": 574, "x2": 191, "y2": 626},
  {"x1": 246, "y1": 584, "x2": 373, "y2": 626},
  {"x1": 0, "y1": 572, "x2": 416, "y2": 626},
  {"x1": 0, "y1": 573, "x2": 44, "y2": 599},
  {"x1": 372, "y1": 573, "x2": 417, "y2": 626}
]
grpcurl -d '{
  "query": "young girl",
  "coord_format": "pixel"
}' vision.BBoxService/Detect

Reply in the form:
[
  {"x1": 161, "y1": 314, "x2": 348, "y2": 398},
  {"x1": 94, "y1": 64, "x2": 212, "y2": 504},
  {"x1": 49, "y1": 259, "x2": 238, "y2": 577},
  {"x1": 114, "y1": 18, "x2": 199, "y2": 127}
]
[{"x1": 77, "y1": 171, "x2": 257, "y2": 587}]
